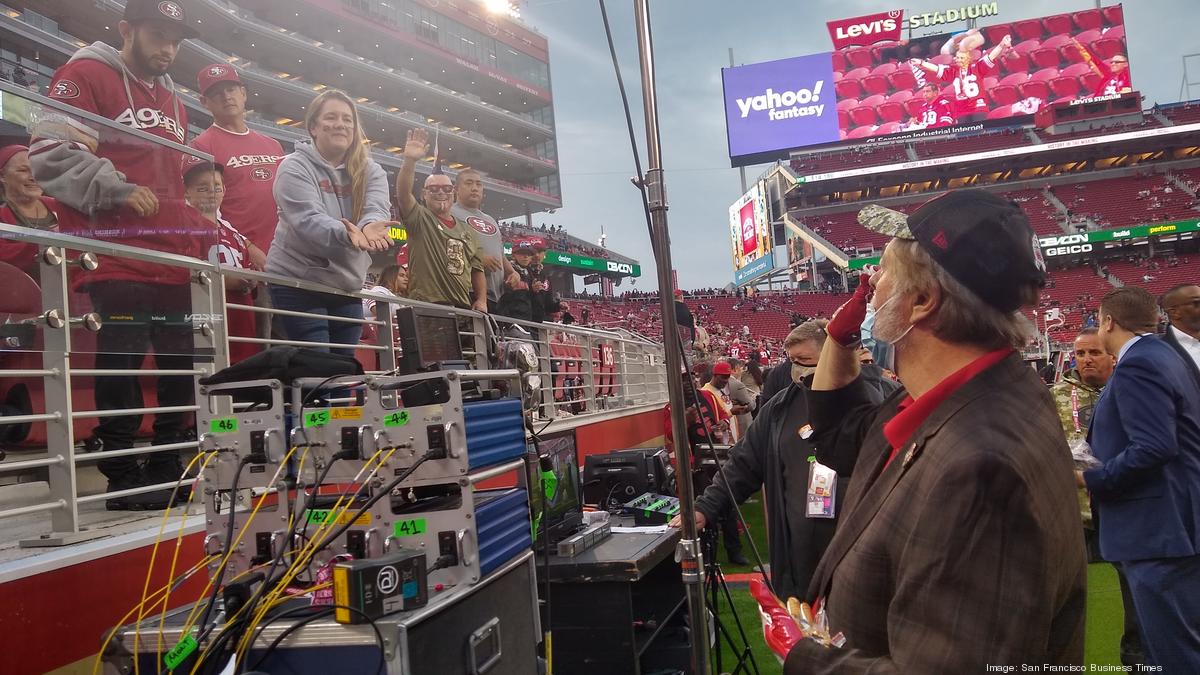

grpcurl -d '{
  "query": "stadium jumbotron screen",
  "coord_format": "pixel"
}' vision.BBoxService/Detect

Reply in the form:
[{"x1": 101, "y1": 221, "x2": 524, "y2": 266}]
[
  {"x1": 722, "y1": 4, "x2": 1132, "y2": 166},
  {"x1": 728, "y1": 180, "x2": 774, "y2": 285}
]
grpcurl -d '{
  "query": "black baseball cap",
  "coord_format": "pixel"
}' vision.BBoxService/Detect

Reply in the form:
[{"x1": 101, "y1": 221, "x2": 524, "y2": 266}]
[
  {"x1": 124, "y1": 0, "x2": 199, "y2": 39},
  {"x1": 858, "y1": 189, "x2": 1046, "y2": 313}
]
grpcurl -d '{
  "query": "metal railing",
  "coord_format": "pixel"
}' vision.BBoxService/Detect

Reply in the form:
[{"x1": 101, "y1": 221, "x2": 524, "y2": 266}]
[{"x1": 0, "y1": 83, "x2": 665, "y2": 545}]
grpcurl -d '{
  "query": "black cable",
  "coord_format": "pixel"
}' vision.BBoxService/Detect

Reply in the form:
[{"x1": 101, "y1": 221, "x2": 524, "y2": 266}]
[
  {"x1": 195, "y1": 457, "x2": 252, "y2": 638},
  {"x1": 246, "y1": 604, "x2": 385, "y2": 674}
]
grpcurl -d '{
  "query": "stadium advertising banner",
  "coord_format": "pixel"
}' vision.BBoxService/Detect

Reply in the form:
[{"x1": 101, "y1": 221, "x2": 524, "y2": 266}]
[
  {"x1": 501, "y1": 243, "x2": 641, "y2": 277},
  {"x1": 848, "y1": 217, "x2": 1200, "y2": 268},
  {"x1": 729, "y1": 181, "x2": 774, "y2": 285},
  {"x1": 723, "y1": 4, "x2": 1131, "y2": 165}
]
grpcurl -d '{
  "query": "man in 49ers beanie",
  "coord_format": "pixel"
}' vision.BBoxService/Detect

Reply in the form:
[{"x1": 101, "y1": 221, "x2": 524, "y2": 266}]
[{"x1": 31, "y1": 0, "x2": 208, "y2": 511}]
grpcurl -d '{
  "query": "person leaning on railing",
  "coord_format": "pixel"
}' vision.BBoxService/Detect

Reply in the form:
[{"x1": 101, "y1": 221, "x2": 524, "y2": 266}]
[{"x1": 264, "y1": 89, "x2": 394, "y2": 357}]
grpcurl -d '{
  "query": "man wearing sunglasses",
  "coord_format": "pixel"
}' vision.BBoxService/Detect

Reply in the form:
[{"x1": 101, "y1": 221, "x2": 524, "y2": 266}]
[
  {"x1": 1162, "y1": 284, "x2": 1200, "y2": 390},
  {"x1": 396, "y1": 128, "x2": 487, "y2": 312},
  {"x1": 1072, "y1": 37, "x2": 1132, "y2": 98}
]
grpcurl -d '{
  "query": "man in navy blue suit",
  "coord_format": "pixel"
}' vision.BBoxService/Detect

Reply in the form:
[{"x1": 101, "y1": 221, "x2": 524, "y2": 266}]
[{"x1": 1080, "y1": 286, "x2": 1200, "y2": 673}]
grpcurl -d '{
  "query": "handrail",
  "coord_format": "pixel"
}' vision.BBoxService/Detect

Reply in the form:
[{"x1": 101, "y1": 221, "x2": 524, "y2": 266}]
[{"x1": 0, "y1": 217, "x2": 666, "y2": 542}]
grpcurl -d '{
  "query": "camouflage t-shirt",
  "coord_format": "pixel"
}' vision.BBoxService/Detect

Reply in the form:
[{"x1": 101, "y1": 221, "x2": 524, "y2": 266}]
[
  {"x1": 1050, "y1": 374, "x2": 1102, "y2": 444},
  {"x1": 402, "y1": 203, "x2": 483, "y2": 309}
]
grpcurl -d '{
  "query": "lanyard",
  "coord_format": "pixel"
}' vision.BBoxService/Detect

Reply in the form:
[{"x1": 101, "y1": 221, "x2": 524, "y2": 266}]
[{"x1": 1070, "y1": 386, "x2": 1081, "y2": 433}]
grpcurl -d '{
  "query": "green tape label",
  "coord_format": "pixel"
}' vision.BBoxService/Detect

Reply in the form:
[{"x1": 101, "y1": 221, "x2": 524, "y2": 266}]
[
  {"x1": 209, "y1": 418, "x2": 238, "y2": 434},
  {"x1": 393, "y1": 518, "x2": 427, "y2": 537},
  {"x1": 383, "y1": 410, "x2": 411, "y2": 427},
  {"x1": 303, "y1": 410, "x2": 330, "y2": 428},
  {"x1": 541, "y1": 470, "x2": 557, "y2": 501},
  {"x1": 164, "y1": 635, "x2": 198, "y2": 670}
]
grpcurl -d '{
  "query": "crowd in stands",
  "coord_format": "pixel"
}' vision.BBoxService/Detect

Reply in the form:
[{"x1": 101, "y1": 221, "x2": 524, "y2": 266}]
[{"x1": 498, "y1": 220, "x2": 615, "y2": 260}]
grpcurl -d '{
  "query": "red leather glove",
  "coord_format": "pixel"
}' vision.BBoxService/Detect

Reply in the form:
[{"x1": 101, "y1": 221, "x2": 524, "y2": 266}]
[{"x1": 827, "y1": 271, "x2": 874, "y2": 347}]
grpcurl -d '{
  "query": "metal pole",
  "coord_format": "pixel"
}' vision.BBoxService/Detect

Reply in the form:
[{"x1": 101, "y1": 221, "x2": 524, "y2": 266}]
[
  {"x1": 729, "y1": 47, "x2": 748, "y2": 194},
  {"x1": 634, "y1": 2, "x2": 710, "y2": 672}
]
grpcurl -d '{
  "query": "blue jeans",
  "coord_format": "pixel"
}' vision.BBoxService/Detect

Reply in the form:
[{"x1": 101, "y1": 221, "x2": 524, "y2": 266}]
[{"x1": 269, "y1": 285, "x2": 363, "y2": 358}]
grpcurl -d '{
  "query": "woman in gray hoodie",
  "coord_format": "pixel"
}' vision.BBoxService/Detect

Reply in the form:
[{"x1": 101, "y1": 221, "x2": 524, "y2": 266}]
[{"x1": 266, "y1": 89, "x2": 393, "y2": 356}]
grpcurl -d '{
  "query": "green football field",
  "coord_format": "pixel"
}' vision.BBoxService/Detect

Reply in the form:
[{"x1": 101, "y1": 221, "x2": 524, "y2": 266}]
[{"x1": 707, "y1": 494, "x2": 1127, "y2": 674}]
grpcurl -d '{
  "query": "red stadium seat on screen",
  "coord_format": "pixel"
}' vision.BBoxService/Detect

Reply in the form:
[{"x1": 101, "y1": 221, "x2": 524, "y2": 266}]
[
  {"x1": 1049, "y1": 76, "x2": 1081, "y2": 99},
  {"x1": 1013, "y1": 19, "x2": 1044, "y2": 41},
  {"x1": 1001, "y1": 50, "x2": 1031, "y2": 74},
  {"x1": 1031, "y1": 67, "x2": 1060, "y2": 82},
  {"x1": 982, "y1": 76, "x2": 999, "y2": 91},
  {"x1": 887, "y1": 69, "x2": 916, "y2": 91},
  {"x1": 999, "y1": 71, "x2": 1030, "y2": 87},
  {"x1": 1073, "y1": 9, "x2": 1103, "y2": 31},
  {"x1": 1019, "y1": 79, "x2": 1051, "y2": 101},
  {"x1": 847, "y1": 125, "x2": 877, "y2": 139},
  {"x1": 876, "y1": 102, "x2": 905, "y2": 123},
  {"x1": 1042, "y1": 14, "x2": 1073, "y2": 35},
  {"x1": 835, "y1": 78, "x2": 863, "y2": 99},
  {"x1": 832, "y1": 50, "x2": 847, "y2": 72},
  {"x1": 1041, "y1": 34, "x2": 1072, "y2": 51},
  {"x1": 1073, "y1": 29, "x2": 1102, "y2": 47},
  {"x1": 989, "y1": 84, "x2": 1019, "y2": 106},
  {"x1": 1060, "y1": 62, "x2": 1092, "y2": 79},
  {"x1": 1090, "y1": 37, "x2": 1122, "y2": 60},
  {"x1": 838, "y1": 108, "x2": 849, "y2": 130},
  {"x1": 984, "y1": 23, "x2": 1013, "y2": 45},
  {"x1": 860, "y1": 75, "x2": 890, "y2": 96},
  {"x1": 846, "y1": 47, "x2": 874, "y2": 69},
  {"x1": 1102, "y1": 5, "x2": 1123, "y2": 27},
  {"x1": 1080, "y1": 71, "x2": 1102, "y2": 93},
  {"x1": 870, "y1": 62, "x2": 898, "y2": 77},
  {"x1": 1013, "y1": 38, "x2": 1041, "y2": 55},
  {"x1": 987, "y1": 105, "x2": 1013, "y2": 119},
  {"x1": 904, "y1": 96, "x2": 926, "y2": 118},
  {"x1": 844, "y1": 66, "x2": 871, "y2": 80},
  {"x1": 875, "y1": 122, "x2": 902, "y2": 135},
  {"x1": 860, "y1": 93, "x2": 887, "y2": 108},
  {"x1": 1031, "y1": 48, "x2": 1063, "y2": 70},
  {"x1": 837, "y1": 97, "x2": 859, "y2": 112},
  {"x1": 832, "y1": 70, "x2": 844, "y2": 82},
  {"x1": 1103, "y1": 25, "x2": 1125, "y2": 42},
  {"x1": 848, "y1": 105, "x2": 878, "y2": 127},
  {"x1": 887, "y1": 89, "x2": 914, "y2": 105}
]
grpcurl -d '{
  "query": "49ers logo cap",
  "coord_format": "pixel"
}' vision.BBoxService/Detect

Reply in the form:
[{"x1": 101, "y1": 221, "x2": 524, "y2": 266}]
[
  {"x1": 124, "y1": 0, "x2": 199, "y2": 38},
  {"x1": 196, "y1": 62, "x2": 243, "y2": 96}
]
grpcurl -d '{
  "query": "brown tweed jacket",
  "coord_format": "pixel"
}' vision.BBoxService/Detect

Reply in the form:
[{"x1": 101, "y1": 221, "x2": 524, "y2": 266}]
[{"x1": 784, "y1": 353, "x2": 1087, "y2": 674}]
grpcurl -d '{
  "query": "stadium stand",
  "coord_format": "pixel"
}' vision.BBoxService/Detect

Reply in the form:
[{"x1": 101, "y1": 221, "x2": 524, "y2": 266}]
[
  {"x1": 912, "y1": 129, "x2": 1032, "y2": 158},
  {"x1": 1051, "y1": 174, "x2": 1200, "y2": 229},
  {"x1": 1160, "y1": 101, "x2": 1200, "y2": 125},
  {"x1": 1102, "y1": 254, "x2": 1195, "y2": 298},
  {"x1": 790, "y1": 143, "x2": 910, "y2": 174},
  {"x1": 1004, "y1": 188, "x2": 1067, "y2": 236}
]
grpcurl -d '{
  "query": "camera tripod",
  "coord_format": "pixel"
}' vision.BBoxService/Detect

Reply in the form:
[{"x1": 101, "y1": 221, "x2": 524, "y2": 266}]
[{"x1": 700, "y1": 525, "x2": 761, "y2": 675}]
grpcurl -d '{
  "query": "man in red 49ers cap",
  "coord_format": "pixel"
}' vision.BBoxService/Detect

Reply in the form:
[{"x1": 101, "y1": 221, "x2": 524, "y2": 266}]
[
  {"x1": 193, "y1": 62, "x2": 285, "y2": 342},
  {"x1": 192, "y1": 63, "x2": 284, "y2": 256},
  {"x1": 31, "y1": 0, "x2": 211, "y2": 511}
]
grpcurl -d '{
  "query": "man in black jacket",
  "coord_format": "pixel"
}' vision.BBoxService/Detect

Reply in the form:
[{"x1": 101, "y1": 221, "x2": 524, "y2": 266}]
[{"x1": 669, "y1": 320, "x2": 892, "y2": 601}]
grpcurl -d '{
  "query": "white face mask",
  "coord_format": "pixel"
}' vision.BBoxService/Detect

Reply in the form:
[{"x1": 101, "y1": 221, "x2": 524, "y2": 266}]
[
  {"x1": 871, "y1": 292, "x2": 914, "y2": 373},
  {"x1": 791, "y1": 363, "x2": 816, "y2": 384}
]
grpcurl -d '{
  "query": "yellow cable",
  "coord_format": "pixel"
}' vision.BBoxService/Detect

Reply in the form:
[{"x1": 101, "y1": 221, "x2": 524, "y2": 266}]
[
  {"x1": 234, "y1": 451, "x2": 386, "y2": 657},
  {"x1": 151, "y1": 452, "x2": 218, "y2": 662},
  {"x1": 176, "y1": 446, "x2": 299, "y2": 643},
  {"x1": 131, "y1": 451, "x2": 212, "y2": 675},
  {"x1": 91, "y1": 555, "x2": 216, "y2": 675},
  {"x1": 236, "y1": 448, "x2": 394, "y2": 658}
]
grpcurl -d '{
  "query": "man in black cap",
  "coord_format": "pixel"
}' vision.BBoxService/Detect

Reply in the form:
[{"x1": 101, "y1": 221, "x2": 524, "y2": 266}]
[{"x1": 783, "y1": 190, "x2": 1086, "y2": 672}]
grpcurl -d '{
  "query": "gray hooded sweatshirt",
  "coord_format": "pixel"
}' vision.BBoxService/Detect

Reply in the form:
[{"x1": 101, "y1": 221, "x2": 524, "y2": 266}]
[
  {"x1": 30, "y1": 42, "x2": 187, "y2": 215},
  {"x1": 266, "y1": 142, "x2": 390, "y2": 292}
]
